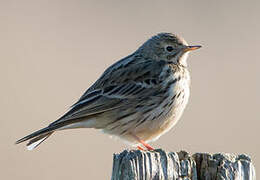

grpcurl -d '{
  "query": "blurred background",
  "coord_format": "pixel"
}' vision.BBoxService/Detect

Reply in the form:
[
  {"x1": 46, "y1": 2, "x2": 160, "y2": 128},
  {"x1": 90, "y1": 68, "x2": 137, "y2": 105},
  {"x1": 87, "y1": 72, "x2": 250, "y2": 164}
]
[{"x1": 1, "y1": 0, "x2": 259, "y2": 179}]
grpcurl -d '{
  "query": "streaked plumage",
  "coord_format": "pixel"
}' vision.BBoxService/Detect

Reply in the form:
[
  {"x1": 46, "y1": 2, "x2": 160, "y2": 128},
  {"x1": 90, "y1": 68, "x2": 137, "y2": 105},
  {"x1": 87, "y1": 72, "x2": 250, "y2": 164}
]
[{"x1": 16, "y1": 33, "x2": 201, "y2": 150}]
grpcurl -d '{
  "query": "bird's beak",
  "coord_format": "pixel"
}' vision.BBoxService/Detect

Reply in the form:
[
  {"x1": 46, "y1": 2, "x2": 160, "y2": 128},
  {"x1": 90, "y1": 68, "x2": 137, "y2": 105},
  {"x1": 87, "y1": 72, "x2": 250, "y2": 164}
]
[{"x1": 183, "y1": 45, "x2": 202, "y2": 52}]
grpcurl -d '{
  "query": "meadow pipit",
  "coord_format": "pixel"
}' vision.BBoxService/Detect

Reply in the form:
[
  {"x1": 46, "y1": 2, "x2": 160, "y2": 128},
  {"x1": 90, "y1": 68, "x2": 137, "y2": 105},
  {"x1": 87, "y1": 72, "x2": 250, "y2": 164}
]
[{"x1": 16, "y1": 33, "x2": 201, "y2": 150}]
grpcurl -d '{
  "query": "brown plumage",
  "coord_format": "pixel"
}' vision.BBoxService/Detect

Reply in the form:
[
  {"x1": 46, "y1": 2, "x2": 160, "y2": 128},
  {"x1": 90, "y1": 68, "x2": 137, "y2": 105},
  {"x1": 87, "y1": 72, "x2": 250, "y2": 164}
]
[{"x1": 16, "y1": 33, "x2": 201, "y2": 150}]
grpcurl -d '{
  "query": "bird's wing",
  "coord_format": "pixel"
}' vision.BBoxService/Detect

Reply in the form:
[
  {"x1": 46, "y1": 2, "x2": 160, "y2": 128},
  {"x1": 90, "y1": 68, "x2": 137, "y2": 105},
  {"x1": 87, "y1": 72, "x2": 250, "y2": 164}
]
[
  {"x1": 50, "y1": 57, "x2": 166, "y2": 126},
  {"x1": 78, "y1": 54, "x2": 167, "y2": 100},
  {"x1": 51, "y1": 83, "x2": 152, "y2": 126}
]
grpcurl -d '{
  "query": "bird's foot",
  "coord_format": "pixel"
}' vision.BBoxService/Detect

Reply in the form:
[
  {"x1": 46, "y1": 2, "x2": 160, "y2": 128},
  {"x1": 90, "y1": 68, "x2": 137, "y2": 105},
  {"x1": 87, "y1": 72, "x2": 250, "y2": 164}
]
[
  {"x1": 132, "y1": 133, "x2": 155, "y2": 151},
  {"x1": 137, "y1": 146, "x2": 145, "y2": 150},
  {"x1": 139, "y1": 140, "x2": 155, "y2": 151}
]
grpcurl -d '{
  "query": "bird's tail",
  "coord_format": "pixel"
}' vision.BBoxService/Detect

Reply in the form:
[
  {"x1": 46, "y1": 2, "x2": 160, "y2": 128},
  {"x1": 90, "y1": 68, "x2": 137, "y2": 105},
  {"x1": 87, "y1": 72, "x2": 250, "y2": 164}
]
[
  {"x1": 15, "y1": 125, "x2": 58, "y2": 150},
  {"x1": 16, "y1": 117, "x2": 95, "y2": 150}
]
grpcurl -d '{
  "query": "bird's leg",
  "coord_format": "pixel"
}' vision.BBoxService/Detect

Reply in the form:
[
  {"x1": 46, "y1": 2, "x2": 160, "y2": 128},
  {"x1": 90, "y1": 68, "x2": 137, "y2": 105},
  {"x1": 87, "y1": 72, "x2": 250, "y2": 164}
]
[
  {"x1": 137, "y1": 146, "x2": 145, "y2": 150},
  {"x1": 132, "y1": 134, "x2": 155, "y2": 151},
  {"x1": 138, "y1": 139, "x2": 155, "y2": 151}
]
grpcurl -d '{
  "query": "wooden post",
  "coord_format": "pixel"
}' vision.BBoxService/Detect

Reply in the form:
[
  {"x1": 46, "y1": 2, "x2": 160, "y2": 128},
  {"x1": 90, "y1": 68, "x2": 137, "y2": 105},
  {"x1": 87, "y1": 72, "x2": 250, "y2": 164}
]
[{"x1": 111, "y1": 149, "x2": 255, "y2": 180}]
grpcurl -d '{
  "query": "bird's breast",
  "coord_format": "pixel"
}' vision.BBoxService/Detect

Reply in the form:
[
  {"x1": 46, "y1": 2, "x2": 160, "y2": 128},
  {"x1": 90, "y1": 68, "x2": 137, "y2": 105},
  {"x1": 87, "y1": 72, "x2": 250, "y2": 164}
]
[{"x1": 132, "y1": 69, "x2": 191, "y2": 143}]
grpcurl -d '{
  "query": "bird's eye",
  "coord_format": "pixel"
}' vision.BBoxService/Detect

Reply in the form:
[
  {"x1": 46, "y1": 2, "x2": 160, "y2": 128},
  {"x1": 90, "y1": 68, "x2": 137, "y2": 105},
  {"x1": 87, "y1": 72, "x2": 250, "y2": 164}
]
[{"x1": 166, "y1": 46, "x2": 174, "y2": 52}]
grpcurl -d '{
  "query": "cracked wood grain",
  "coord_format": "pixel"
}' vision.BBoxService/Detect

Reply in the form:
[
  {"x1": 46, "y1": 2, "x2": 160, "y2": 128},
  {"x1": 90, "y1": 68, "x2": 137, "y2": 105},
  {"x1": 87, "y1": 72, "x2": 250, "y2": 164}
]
[{"x1": 111, "y1": 149, "x2": 255, "y2": 180}]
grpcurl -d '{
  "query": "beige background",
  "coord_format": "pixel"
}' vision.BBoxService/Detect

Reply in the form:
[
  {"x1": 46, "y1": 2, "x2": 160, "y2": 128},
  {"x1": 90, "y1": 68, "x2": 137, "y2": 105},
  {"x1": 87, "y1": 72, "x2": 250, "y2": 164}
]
[{"x1": 1, "y1": 0, "x2": 259, "y2": 179}]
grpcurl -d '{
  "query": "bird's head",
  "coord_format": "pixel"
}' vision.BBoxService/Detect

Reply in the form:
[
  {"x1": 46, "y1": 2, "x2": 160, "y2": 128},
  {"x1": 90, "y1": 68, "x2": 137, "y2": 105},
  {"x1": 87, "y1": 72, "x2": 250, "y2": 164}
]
[{"x1": 137, "y1": 33, "x2": 201, "y2": 67}]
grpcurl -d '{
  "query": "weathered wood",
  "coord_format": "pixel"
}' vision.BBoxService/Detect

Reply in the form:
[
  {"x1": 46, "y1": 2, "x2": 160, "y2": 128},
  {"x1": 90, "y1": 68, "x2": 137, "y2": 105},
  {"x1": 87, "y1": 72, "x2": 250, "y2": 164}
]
[
  {"x1": 193, "y1": 152, "x2": 255, "y2": 180},
  {"x1": 111, "y1": 149, "x2": 255, "y2": 180}
]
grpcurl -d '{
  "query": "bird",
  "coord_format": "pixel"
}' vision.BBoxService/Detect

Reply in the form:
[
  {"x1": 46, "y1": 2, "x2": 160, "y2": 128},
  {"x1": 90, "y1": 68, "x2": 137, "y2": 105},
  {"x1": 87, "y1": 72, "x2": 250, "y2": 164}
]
[{"x1": 16, "y1": 33, "x2": 201, "y2": 151}]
